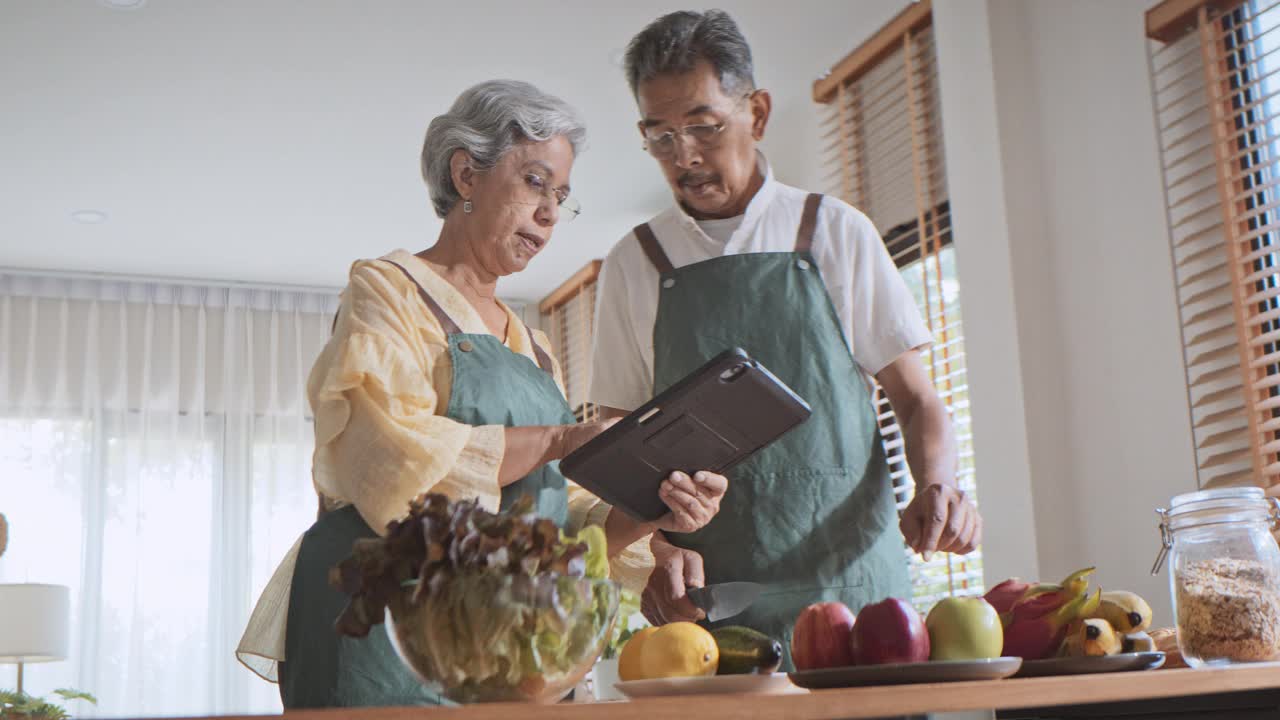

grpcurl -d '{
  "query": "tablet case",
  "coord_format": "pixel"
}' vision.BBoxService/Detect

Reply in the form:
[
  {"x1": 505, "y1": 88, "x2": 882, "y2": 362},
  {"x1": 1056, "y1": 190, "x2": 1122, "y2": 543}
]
[{"x1": 559, "y1": 347, "x2": 812, "y2": 522}]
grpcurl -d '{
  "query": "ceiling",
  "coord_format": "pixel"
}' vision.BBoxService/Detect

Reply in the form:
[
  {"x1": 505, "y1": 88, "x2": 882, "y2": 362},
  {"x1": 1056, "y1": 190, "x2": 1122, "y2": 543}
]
[{"x1": 0, "y1": 0, "x2": 906, "y2": 302}]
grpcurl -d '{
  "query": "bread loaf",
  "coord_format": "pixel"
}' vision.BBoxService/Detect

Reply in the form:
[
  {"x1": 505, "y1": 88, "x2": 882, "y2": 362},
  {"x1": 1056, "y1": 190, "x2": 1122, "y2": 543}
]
[{"x1": 1150, "y1": 627, "x2": 1187, "y2": 669}]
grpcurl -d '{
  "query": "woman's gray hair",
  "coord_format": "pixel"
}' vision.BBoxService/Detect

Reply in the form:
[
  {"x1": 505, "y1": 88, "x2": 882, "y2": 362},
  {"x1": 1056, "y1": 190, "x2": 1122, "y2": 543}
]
[
  {"x1": 624, "y1": 10, "x2": 755, "y2": 98},
  {"x1": 421, "y1": 80, "x2": 587, "y2": 218}
]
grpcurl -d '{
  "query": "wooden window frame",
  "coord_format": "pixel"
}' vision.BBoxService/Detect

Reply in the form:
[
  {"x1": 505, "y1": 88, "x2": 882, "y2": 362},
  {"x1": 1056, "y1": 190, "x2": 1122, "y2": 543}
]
[
  {"x1": 815, "y1": 0, "x2": 981, "y2": 605},
  {"x1": 1149, "y1": 0, "x2": 1280, "y2": 487},
  {"x1": 538, "y1": 260, "x2": 602, "y2": 422}
]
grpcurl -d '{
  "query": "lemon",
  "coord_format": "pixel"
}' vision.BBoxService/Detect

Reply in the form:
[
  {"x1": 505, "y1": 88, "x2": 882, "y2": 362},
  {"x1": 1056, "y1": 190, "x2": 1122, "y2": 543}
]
[
  {"x1": 618, "y1": 626, "x2": 659, "y2": 681},
  {"x1": 640, "y1": 622, "x2": 719, "y2": 679}
]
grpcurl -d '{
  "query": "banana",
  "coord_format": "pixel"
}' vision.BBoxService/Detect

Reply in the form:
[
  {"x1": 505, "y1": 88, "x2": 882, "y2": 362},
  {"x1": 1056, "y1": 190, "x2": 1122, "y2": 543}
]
[
  {"x1": 1089, "y1": 590, "x2": 1152, "y2": 633},
  {"x1": 1121, "y1": 631, "x2": 1156, "y2": 654},
  {"x1": 1060, "y1": 618, "x2": 1122, "y2": 657}
]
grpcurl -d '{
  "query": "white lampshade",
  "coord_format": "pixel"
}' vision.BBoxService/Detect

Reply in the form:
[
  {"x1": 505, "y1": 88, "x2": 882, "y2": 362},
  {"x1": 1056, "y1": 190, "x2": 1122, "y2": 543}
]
[{"x1": 0, "y1": 583, "x2": 70, "y2": 663}]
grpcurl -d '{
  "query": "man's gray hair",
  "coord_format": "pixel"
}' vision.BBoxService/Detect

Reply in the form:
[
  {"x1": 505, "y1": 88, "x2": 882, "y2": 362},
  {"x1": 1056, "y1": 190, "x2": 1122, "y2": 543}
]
[
  {"x1": 421, "y1": 80, "x2": 587, "y2": 218},
  {"x1": 624, "y1": 10, "x2": 755, "y2": 98}
]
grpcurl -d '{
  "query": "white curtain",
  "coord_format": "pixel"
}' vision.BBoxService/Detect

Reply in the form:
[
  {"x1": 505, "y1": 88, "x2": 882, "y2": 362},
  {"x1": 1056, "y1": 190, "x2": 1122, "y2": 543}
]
[{"x1": 0, "y1": 271, "x2": 339, "y2": 717}]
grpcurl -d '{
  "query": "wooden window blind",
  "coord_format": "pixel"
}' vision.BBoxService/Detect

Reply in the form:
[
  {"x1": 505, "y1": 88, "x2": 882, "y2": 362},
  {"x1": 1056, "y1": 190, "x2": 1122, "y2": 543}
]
[
  {"x1": 814, "y1": 0, "x2": 981, "y2": 610},
  {"x1": 1147, "y1": 0, "x2": 1280, "y2": 489},
  {"x1": 538, "y1": 260, "x2": 602, "y2": 423}
]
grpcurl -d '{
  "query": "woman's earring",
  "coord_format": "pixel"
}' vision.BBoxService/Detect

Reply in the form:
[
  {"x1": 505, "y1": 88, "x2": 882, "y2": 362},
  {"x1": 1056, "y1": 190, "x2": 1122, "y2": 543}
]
[{"x1": 463, "y1": 199, "x2": 473, "y2": 214}]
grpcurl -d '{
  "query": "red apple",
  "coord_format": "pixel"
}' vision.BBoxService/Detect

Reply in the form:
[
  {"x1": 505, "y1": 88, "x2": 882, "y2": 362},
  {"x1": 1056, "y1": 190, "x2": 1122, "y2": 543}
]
[
  {"x1": 791, "y1": 601, "x2": 857, "y2": 670},
  {"x1": 850, "y1": 597, "x2": 931, "y2": 665}
]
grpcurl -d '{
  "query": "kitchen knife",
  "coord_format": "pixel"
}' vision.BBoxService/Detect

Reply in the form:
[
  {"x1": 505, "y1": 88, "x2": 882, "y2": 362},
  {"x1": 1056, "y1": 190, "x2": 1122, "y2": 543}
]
[{"x1": 686, "y1": 581, "x2": 764, "y2": 622}]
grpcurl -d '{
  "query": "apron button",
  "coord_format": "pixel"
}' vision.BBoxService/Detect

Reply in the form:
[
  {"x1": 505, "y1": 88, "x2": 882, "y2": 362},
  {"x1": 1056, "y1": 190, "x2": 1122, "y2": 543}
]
[
  {"x1": 662, "y1": 278, "x2": 676, "y2": 289},
  {"x1": 458, "y1": 340, "x2": 474, "y2": 352},
  {"x1": 796, "y1": 259, "x2": 811, "y2": 270}
]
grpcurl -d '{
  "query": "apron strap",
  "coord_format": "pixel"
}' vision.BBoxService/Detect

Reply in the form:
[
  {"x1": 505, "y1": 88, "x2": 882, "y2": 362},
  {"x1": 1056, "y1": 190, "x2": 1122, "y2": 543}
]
[
  {"x1": 327, "y1": 260, "x2": 464, "y2": 337},
  {"x1": 794, "y1": 193, "x2": 823, "y2": 254},
  {"x1": 637, "y1": 195, "x2": 823, "y2": 266},
  {"x1": 523, "y1": 323, "x2": 556, "y2": 376},
  {"x1": 382, "y1": 259, "x2": 463, "y2": 336},
  {"x1": 634, "y1": 223, "x2": 676, "y2": 274},
  {"x1": 315, "y1": 491, "x2": 347, "y2": 519},
  {"x1": 383, "y1": 260, "x2": 556, "y2": 379}
]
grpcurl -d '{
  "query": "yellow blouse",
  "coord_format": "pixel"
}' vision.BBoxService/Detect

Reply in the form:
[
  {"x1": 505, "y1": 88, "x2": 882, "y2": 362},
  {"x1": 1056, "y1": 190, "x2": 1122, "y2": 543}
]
[{"x1": 236, "y1": 250, "x2": 654, "y2": 683}]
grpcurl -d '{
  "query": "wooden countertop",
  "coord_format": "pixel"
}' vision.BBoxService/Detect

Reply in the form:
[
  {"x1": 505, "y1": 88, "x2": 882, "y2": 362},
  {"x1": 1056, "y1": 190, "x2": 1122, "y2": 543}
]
[{"x1": 184, "y1": 664, "x2": 1280, "y2": 720}]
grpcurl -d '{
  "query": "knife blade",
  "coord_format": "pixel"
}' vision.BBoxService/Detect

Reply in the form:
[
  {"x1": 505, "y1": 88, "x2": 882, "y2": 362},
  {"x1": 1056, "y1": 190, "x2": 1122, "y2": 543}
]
[{"x1": 686, "y1": 581, "x2": 764, "y2": 622}]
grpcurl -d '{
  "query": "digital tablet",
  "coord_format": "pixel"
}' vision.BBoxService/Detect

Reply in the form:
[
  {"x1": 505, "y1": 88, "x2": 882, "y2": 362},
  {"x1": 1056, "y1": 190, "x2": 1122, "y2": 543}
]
[{"x1": 559, "y1": 347, "x2": 811, "y2": 522}]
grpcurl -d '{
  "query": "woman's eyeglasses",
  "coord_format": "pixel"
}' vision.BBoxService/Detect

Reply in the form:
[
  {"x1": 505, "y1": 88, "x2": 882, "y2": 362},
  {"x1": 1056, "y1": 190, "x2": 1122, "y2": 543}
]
[{"x1": 519, "y1": 171, "x2": 580, "y2": 222}]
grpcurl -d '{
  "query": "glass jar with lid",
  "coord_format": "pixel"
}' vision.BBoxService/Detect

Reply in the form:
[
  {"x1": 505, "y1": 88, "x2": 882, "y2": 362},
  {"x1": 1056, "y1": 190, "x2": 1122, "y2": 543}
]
[{"x1": 1153, "y1": 486, "x2": 1280, "y2": 667}]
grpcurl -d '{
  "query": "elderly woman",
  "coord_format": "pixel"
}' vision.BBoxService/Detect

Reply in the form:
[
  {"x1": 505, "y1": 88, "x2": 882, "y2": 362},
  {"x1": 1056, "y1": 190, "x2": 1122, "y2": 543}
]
[{"x1": 236, "y1": 80, "x2": 729, "y2": 708}]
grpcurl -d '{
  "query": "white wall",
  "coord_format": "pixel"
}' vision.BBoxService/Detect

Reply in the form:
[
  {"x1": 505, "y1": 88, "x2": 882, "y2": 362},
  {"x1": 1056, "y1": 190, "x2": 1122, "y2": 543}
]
[
  {"x1": 0, "y1": 0, "x2": 909, "y2": 305},
  {"x1": 930, "y1": 0, "x2": 1043, "y2": 593},
  {"x1": 933, "y1": 0, "x2": 1197, "y2": 625},
  {"x1": 1020, "y1": 0, "x2": 1196, "y2": 622}
]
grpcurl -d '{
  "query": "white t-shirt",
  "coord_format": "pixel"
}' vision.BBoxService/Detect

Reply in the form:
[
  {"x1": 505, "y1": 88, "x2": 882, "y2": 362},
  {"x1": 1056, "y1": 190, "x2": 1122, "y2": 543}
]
[
  {"x1": 589, "y1": 155, "x2": 933, "y2": 411},
  {"x1": 695, "y1": 215, "x2": 743, "y2": 246}
]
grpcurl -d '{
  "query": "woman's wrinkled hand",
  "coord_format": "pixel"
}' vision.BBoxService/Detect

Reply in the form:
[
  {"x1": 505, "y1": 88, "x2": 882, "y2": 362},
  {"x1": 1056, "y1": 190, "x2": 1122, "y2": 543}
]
[
  {"x1": 553, "y1": 418, "x2": 619, "y2": 459},
  {"x1": 651, "y1": 471, "x2": 728, "y2": 534}
]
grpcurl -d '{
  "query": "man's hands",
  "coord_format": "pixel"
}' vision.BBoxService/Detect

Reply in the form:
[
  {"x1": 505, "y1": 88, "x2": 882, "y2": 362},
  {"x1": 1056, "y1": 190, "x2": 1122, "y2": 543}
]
[
  {"x1": 900, "y1": 483, "x2": 981, "y2": 561},
  {"x1": 638, "y1": 467, "x2": 727, "y2": 624},
  {"x1": 641, "y1": 536, "x2": 707, "y2": 624},
  {"x1": 877, "y1": 352, "x2": 982, "y2": 561}
]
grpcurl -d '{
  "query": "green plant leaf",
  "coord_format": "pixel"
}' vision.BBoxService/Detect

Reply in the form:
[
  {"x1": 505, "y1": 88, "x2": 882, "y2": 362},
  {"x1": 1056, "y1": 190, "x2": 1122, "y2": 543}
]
[
  {"x1": 52, "y1": 688, "x2": 98, "y2": 704},
  {"x1": 33, "y1": 701, "x2": 70, "y2": 719},
  {"x1": 15, "y1": 697, "x2": 46, "y2": 714}
]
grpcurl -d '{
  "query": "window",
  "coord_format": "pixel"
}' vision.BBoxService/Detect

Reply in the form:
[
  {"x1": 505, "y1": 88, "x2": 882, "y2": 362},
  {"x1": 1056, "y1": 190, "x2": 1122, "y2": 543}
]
[
  {"x1": 539, "y1": 261, "x2": 602, "y2": 422},
  {"x1": 0, "y1": 275, "x2": 332, "y2": 716},
  {"x1": 1148, "y1": 0, "x2": 1280, "y2": 489},
  {"x1": 815, "y1": 0, "x2": 983, "y2": 611}
]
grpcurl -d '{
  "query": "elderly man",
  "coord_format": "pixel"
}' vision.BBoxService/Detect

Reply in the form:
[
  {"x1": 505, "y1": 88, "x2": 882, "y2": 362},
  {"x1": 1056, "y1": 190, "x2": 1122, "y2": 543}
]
[{"x1": 589, "y1": 10, "x2": 982, "y2": 667}]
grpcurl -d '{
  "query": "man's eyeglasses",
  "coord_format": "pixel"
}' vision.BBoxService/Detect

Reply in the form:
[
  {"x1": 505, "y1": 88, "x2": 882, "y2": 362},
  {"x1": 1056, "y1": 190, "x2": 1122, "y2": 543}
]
[{"x1": 641, "y1": 92, "x2": 755, "y2": 159}]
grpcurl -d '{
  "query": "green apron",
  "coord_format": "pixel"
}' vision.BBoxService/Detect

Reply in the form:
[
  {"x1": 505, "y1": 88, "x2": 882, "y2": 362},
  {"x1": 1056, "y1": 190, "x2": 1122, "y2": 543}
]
[
  {"x1": 280, "y1": 259, "x2": 574, "y2": 708},
  {"x1": 636, "y1": 193, "x2": 911, "y2": 671}
]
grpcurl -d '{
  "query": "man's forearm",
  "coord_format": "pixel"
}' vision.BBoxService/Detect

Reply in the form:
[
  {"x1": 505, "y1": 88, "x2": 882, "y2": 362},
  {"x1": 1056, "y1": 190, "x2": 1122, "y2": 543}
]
[{"x1": 899, "y1": 394, "x2": 958, "y2": 490}]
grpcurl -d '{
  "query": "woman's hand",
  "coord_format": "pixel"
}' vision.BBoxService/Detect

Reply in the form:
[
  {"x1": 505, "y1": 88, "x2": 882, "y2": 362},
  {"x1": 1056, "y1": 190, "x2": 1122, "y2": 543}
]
[
  {"x1": 554, "y1": 424, "x2": 730, "y2": 535},
  {"x1": 498, "y1": 419, "x2": 617, "y2": 488},
  {"x1": 553, "y1": 418, "x2": 619, "y2": 459},
  {"x1": 600, "y1": 469, "x2": 729, "y2": 558},
  {"x1": 651, "y1": 471, "x2": 728, "y2": 534}
]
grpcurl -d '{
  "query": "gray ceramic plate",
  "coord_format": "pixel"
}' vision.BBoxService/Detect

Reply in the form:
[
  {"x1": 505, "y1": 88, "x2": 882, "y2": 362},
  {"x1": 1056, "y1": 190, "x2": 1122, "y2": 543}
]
[
  {"x1": 1013, "y1": 651, "x2": 1166, "y2": 678},
  {"x1": 614, "y1": 672, "x2": 802, "y2": 699},
  {"x1": 788, "y1": 656, "x2": 1023, "y2": 689}
]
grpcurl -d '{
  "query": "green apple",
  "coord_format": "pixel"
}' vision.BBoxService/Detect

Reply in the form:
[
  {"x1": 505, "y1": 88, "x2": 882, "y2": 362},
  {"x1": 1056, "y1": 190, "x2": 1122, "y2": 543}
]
[{"x1": 925, "y1": 596, "x2": 1004, "y2": 661}]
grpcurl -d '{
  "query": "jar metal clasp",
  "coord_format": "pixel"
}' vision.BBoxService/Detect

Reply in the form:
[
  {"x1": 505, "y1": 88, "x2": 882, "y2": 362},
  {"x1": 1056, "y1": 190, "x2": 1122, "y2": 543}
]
[{"x1": 1151, "y1": 506, "x2": 1172, "y2": 576}]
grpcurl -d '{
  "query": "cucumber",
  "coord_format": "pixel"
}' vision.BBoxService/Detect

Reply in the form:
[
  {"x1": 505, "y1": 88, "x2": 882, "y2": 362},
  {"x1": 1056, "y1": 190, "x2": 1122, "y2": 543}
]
[{"x1": 711, "y1": 626, "x2": 784, "y2": 675}]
